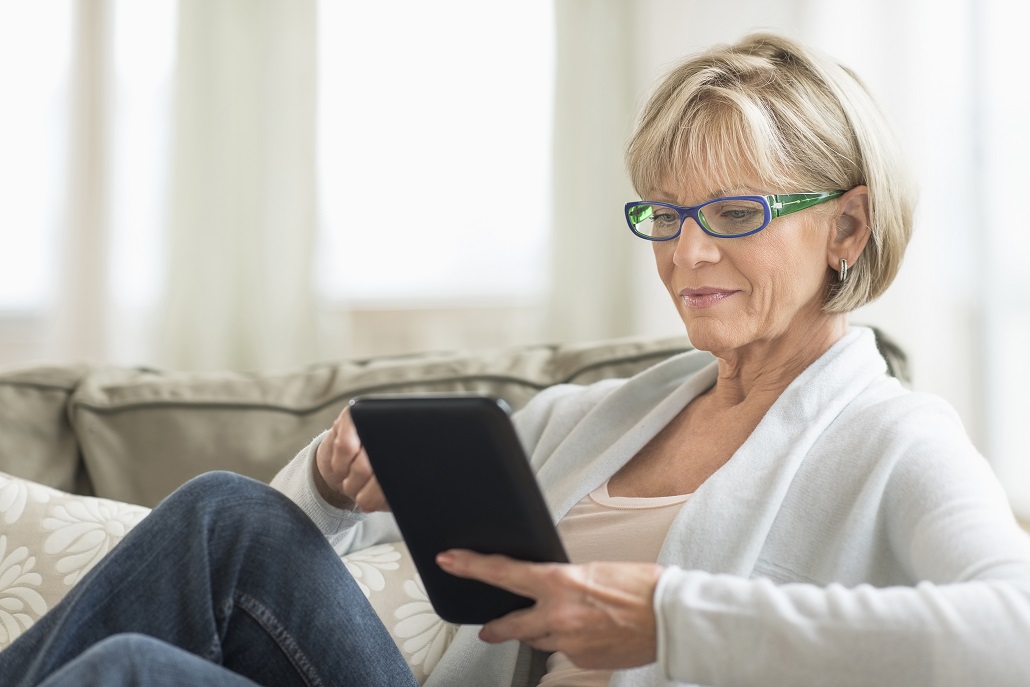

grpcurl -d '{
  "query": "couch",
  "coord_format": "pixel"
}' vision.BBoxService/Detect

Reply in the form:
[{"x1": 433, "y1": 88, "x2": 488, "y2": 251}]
[{"x1": 0, "y1": 330, "x2": 908, "y2": 681}]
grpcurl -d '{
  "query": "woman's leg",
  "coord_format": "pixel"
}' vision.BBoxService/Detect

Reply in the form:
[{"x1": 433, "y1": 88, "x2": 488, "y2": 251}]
[
  {"x1": 0, "y1": 471, "x2": 418, "y2": 687},
  {"x1": 38, "y1": 634, "x2": 261, "y2": 687}
]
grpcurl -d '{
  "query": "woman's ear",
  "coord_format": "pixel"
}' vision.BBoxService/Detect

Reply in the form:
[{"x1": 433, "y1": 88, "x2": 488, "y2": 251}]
[{"x1": 827, "y1": 185, "x2": 871, "y2": 271}]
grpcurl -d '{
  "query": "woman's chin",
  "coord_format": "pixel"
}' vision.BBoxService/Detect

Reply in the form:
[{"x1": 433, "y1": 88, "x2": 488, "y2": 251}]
[{"x1": 682, "y1": 318, "x2": 745, "y2": 354}]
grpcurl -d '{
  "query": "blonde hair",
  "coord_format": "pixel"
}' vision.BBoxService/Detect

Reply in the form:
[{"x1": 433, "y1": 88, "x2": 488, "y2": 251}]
[{"x1": 626, "y1": 33, "x2": 916, "y2": 312}]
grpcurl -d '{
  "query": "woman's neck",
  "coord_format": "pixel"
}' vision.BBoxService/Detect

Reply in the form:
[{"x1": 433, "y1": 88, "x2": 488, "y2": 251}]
[{"x1": 705, "y1": 315, "x2": 849, "y2": 408}]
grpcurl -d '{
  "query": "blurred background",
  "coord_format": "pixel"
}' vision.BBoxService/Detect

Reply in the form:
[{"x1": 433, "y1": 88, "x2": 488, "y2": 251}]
[{"x1": 0, "y1": 0, "x2": 1027, "y2": 516}]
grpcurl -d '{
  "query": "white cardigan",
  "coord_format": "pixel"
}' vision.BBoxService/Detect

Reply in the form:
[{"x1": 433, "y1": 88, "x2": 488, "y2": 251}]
[{"x1": 272, "y1": 327, "x2": 1030, "y2": 686}]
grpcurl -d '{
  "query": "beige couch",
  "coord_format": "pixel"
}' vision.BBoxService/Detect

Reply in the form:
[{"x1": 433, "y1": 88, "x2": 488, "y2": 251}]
[{"x1": 0, "y1": 331, "x2": 907, "y2": 680}]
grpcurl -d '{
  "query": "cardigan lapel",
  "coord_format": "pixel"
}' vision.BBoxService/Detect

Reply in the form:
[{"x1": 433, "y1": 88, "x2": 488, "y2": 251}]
[
  {"x1": 534, "y1": 350, "x2": 719, "y2": 522},
  {"x1": 657, "y1": 327, "x2": 889, "y2": 576}
]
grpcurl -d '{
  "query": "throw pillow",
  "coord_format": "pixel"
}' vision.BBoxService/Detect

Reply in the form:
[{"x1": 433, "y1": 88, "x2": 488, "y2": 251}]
[
  {"x1": 0, "y1": 471, "x2": 452, "y2": 685},
  {"x1": 0, "y1": 470, "x2": 151, "y2": 648}
]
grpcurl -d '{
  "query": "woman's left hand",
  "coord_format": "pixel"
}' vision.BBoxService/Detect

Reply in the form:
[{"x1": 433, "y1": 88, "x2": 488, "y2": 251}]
[{"x1": 436, "y1": 550, "x2": 663, "y2": 670}]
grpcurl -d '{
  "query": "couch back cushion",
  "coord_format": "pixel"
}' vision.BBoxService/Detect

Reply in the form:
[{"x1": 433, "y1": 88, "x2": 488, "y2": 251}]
[
  {"x1": 0, "y1": 365, "x2": 91, "y2": 495},
  {"x1": 68, "y1": 336, "x2": 694, "y2": 507}
]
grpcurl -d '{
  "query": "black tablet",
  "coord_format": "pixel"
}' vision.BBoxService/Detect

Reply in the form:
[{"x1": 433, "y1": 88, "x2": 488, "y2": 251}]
[{"x1": 348, "y1": 393, "x2": 568, "y2": 624}]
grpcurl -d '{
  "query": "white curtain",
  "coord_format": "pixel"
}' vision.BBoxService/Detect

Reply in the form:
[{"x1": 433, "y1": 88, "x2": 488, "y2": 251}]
[
  {"x1": 50, "y1": 0, "x2": 113, "y2": 363},
  {"x1": 158, "y1": 0, "x2": 319, "y2": 371},
  {"x1": 545, "y1": 0, "x2": 640, "y2": 342}
]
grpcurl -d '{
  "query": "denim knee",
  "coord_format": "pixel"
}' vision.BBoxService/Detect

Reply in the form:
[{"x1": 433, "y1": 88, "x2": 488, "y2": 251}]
[
  {"x1": 40, "y1": 634, "x2": 176, "y2": 685},
  {"x1": 38, "y1": 634, "x2": 252, "y2": 687},
  {"x1": 163, "y1": 471, "x2": 323, "y2": 549},
  {"x1": 174, "y1": 470, "x2": 269, "y2": 504},
  {"x1": 167, "y1": 471, "x2": 295, "y2": 520},
  {"x1": 81, "y1": 633, "x2": 166, "y2": 662}
]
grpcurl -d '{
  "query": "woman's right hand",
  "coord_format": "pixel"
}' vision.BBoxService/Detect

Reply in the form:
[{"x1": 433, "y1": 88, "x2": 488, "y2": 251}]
[{"x1": 313, "y1": 406, "x2": 390, "y2": 512}]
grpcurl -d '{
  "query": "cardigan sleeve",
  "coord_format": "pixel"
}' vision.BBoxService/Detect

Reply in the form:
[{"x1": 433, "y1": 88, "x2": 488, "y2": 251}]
[
  {"x1": 269, "y1": 431, "x2": 401, "y2": 555},
  {"x1": 654, "y1": 565, "x2": 1030, "y2": 686},
  {"x1": 650, "y1": 394, "x2": 1030, "y2": 687}
]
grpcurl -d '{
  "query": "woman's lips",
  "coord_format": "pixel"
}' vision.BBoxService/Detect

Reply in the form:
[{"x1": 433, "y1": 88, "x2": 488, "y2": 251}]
[{"x1": 678, "y1": 287, "x2": 739, "y2": 309}]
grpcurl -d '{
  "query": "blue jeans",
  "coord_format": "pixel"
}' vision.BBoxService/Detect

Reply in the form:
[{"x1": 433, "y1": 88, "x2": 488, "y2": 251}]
[{"x1": 0, "y1": 472, "x2": 419, "y2": 687}]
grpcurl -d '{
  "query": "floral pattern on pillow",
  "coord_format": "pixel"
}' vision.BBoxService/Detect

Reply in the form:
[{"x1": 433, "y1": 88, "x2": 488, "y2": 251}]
[
  {"x1": 0, "y1": 471, "x2": 456, "y2": 684},
  {"x1": 0, "y1": 472, "x2": 151, "y2": 648},
  {"x1": 0, "y1": 475, "x2": 52, "y2": 524},
  {"x1": 342, "y1": 543, "x2": 402, "y2": 596},
  {"x1": 341, "y1": 542, "x2": 457, "y2": 683},
  {"x1": 42, "y1": 499, "x2": 149, "y2": 586},
  {"x1": 0, "y1": 536, "x2": 48, "y2": 646},
  {"x1": 394, "y1": 575, "x2": 457, "y2": 677}
]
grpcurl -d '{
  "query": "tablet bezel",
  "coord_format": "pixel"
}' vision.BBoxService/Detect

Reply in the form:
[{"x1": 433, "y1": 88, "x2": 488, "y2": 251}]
[{"x1": 349, "y1": 393, "x2": 568, "y2": 624}]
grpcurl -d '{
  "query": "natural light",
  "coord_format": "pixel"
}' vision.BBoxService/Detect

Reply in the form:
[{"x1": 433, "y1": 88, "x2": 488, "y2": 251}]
[
  {"x1": 315, "y1": 1, "x2": 554, "y2": 305},
  {"x1": 0, "y1": 2, "x2": 72, "y2": 314}
]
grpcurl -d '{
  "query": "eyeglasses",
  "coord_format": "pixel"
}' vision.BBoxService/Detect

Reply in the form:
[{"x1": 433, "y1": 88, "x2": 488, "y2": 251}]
[{"x1": 624, "y1": 192, "x2": 845, "y2": 240}]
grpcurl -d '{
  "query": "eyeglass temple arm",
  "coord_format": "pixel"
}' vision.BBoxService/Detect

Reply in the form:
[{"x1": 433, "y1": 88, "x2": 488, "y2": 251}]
[{"x1": 768, "y1": 191, "x2": 845, "y2": 218}]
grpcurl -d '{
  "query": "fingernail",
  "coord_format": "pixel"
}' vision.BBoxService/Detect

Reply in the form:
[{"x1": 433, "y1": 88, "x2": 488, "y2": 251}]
[{"x1": 436, "y1": 552, "x2": 454, "y2": 568}]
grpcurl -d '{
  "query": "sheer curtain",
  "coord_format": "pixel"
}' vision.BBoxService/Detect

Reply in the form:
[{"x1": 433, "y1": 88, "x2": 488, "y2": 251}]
[
  {"x1": 545, "y1": 0, "x2": 639, "y2": 342},
  {"x1": 159, "y1": 0, "x2": 319, "y2": 371},
  {"x1": 978, "y1": 0, "x2": 1030, "y2": 516},
  {"x1": 0, "y1": 0, "x2": 172, "y2": 366}
]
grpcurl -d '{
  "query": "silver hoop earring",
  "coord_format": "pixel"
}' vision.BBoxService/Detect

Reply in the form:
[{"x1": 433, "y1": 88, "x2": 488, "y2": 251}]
[{"x1": 838, "y1": 258, "x2": 848, "y2": 283}]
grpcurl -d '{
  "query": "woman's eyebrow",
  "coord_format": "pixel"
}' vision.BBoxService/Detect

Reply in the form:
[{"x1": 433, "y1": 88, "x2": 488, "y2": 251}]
[{"x1": 652, "y1": 187, "x2": 747, "y2": 204}]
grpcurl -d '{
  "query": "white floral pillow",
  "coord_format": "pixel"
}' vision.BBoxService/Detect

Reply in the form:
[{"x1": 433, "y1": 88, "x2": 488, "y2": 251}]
[
  {"x1": 0, "y1": 471, "x2": 151, "y2": 649},
  {"x1": 0, "y1": 472, "x2": 454, "y2": 684},
  {"x1": 341, "y1": 543, "x2": 458, "y2": 682}
]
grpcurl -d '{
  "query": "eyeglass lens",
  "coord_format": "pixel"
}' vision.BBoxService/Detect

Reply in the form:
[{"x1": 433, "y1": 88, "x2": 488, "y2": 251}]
[{"x1": 629, "y1": 199, "x2": 767, "y2": 238}]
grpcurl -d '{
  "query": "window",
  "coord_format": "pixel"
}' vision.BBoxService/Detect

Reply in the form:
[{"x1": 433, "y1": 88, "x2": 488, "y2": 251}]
[
  {"x1": 0, "y1": 2, "x2": 72, "y2": 315},
  {"x1": 315, "y1": 1, "x2": 555, "y2": 306},
  {"x1": 0, "y1": 0, "x2": 174, "y2": 365},
  {"x1": 978, "y1": 0, "x2": 1030, "y2": 517}
]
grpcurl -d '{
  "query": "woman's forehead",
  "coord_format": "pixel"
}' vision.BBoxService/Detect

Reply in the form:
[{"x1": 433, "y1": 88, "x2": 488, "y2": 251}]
[{"x1": 649, "y1": 166, "x2": 770, "y2": 205}]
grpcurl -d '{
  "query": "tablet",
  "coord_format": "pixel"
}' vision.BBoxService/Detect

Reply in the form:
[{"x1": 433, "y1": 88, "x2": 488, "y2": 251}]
[{"x1": 348, "y1": 393, "x2": 568, "y2": 624}]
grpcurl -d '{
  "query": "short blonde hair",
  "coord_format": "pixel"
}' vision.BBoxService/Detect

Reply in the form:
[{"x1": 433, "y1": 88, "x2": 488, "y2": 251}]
[{"x1": 626, "y1": 33, "x2": 916, "y2": 312}]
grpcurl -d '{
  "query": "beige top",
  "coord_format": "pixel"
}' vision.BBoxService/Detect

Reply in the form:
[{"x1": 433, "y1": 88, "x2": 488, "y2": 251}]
[{"x1": 538, "y1": 481, "x2": 691, "y2": 687}]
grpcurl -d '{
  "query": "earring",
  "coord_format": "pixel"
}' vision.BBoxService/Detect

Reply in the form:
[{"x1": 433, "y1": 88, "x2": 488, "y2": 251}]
[{"x1": 838, "y1": 258, "x2": 848, "y2": 283}]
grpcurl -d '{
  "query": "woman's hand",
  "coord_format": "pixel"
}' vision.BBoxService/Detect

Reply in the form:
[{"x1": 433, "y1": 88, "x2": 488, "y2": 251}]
[
  {"x1": 436, "y1": 550, "x2": 663, "y2": 670},
  {"x1": 313, "y1": 406, "x2": 389, "y2": 512}
]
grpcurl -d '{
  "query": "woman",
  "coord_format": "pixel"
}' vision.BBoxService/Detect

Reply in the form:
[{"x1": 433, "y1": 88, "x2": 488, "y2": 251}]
[
  {"x1": 4, "y1": 32, "x2": 1029, "y2": 687},
  {"x1": 293, "y1": 31, "x2": 1030, "y2": 685}
]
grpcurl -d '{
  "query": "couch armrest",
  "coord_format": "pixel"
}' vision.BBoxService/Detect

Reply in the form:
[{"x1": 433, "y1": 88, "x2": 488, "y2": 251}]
[{"x1": 0, "y1": 365, "x2": 92, "y2": 495}]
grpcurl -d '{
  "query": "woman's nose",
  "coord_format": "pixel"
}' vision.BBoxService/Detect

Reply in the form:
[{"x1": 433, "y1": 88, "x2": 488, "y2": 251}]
[{"x1": 672, "y1": 217, "x2": 721, "y2": 268}]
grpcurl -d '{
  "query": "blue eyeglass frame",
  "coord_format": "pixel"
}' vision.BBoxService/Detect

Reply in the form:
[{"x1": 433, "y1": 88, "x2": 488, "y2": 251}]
[{"x1": 624, "y1": 191, "x2": 846, "y2": 240}]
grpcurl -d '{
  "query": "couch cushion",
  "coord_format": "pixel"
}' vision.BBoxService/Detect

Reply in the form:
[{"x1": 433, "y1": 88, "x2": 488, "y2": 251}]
[
  {"x1": 0, "y1": 470, "x2": 150, "y2": 648},
  {"x1": 0, "y1": 365, "x2": 92, "y2": 495},
  {"x1": 69, "y1": 336, "x2": 694, "y2": 507},
  {"x1": 340, "y1": 541, "x2": 456, "y2": 683},
  {"x1": 0, "y1": 469, "x2": 453, "y2": 684}
]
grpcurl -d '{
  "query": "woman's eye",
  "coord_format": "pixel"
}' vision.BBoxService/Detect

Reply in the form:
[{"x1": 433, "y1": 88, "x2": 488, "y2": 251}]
[
  {"x1": 652, "y1": 211, "x2": 679, "y2": 226},
  {"x1": 719, "y1": 207, "x2": 759, "y2": 221},
  {"x1": 708, "y1": 205, "x2": 762, "y2": 227}
]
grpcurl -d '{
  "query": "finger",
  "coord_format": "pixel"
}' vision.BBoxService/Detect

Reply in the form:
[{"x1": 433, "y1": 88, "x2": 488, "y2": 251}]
[
  {"x1": 340, "y1": 451, "x2": 373, "y2": 495},
  {"x1": 331, "y1": 427, "x2": 363, "y2": 472},
  {"x1": 478, "y1": 607, "x2": 553, "y2": 646},
  {"x1": 346, "y1": 451, "x2": 373, "y2": 480},
  {"x1": 524, "y1": 633, "x2": 561, "y2": 654},
  {"x1": 480, "y1": 622, "x2": 561, "y2": 653},
  {"x1": 436, "y1": 550, "x2": 548, "y2": 599},
  {"x1": 354, "y1": 475, "x2": 390, "y2": 512},
  {"x1": 315, "y1": 426, "x2": 335, "y2": 469}
]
